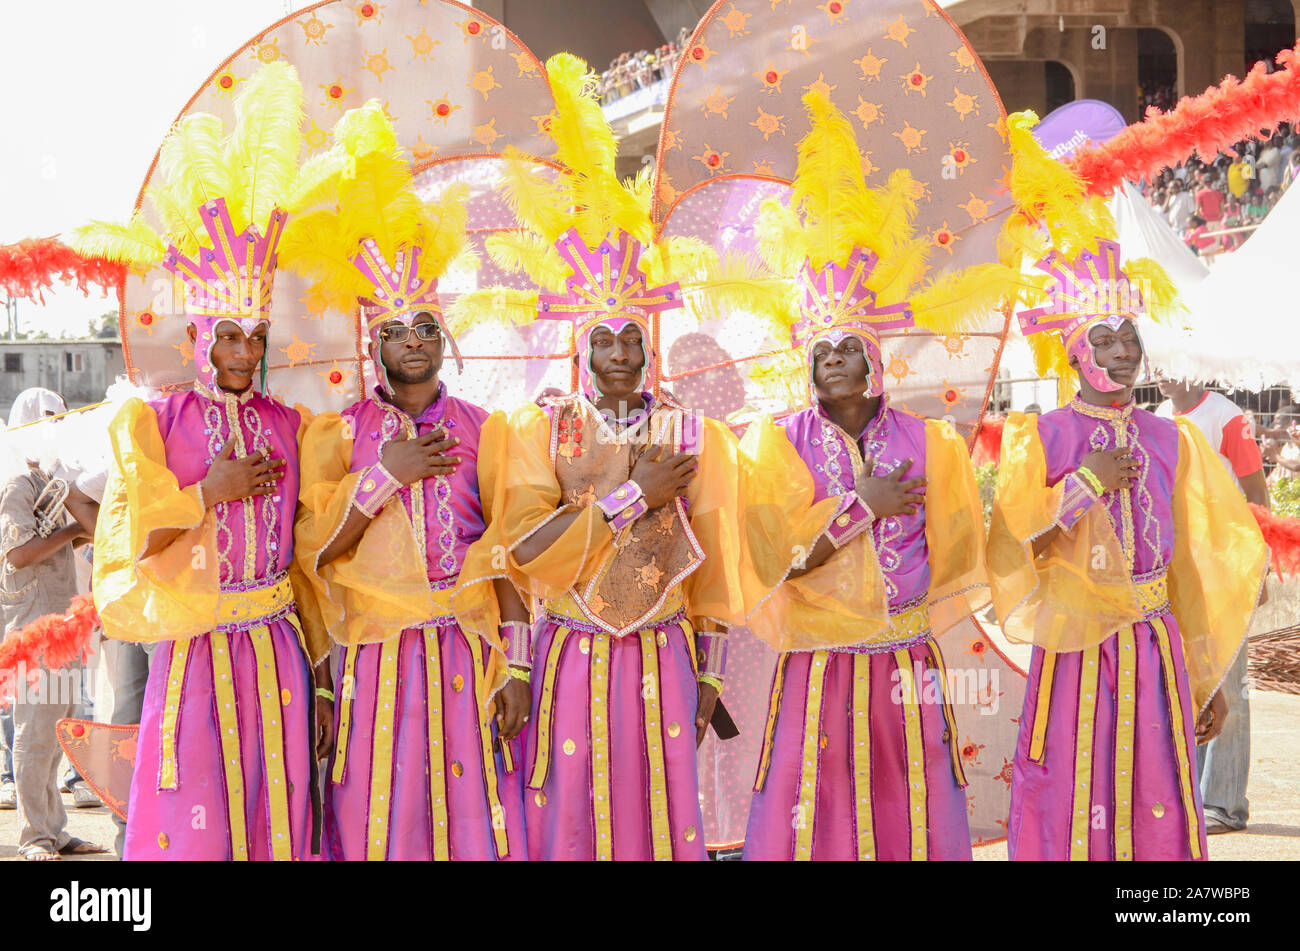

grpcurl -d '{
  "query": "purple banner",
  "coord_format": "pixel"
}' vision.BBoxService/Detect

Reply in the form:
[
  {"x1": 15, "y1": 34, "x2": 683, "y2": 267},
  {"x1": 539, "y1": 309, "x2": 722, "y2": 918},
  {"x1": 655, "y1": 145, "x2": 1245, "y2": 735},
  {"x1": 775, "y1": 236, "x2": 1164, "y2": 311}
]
[{"x1": 1031, "y1": 100, "x2": 1127, "y2": 160}]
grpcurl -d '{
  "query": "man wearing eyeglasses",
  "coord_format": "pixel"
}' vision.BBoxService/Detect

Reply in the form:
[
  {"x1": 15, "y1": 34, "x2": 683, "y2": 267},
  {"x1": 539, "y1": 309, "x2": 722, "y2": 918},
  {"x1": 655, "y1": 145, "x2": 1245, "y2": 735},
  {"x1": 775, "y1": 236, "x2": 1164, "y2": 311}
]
[{"x1": 296, "y1": 301, "x2": 532, "y2": 861}]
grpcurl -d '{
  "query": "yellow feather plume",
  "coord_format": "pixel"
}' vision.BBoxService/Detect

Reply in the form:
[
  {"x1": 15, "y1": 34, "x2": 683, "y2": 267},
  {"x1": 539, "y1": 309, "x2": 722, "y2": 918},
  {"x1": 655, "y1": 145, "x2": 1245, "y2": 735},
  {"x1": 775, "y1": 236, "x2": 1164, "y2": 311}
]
[
  {"x1": 444, "y1": 287, "x2": 540, "y2": 337},
  {"x1": 222, "y1": 61, "x2": 306, "y2": 233},
  {"x1": 910, "y1": 262, "x2": 1019, "y2": 336},
  {"x1": 70, "y1": 213, "x2": 167, "y2": 273}
]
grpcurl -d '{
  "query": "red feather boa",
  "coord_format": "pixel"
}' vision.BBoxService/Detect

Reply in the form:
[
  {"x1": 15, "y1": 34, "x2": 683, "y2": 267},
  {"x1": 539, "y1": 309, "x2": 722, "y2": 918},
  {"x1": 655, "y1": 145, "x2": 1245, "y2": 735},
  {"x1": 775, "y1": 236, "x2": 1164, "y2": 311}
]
[
  {"x1": 0, "y1": 594, "x2": 99, "y2": 707},
  {"x1": 1250, "y1": 503, "x2": 1300, "y2": 581},
  {"x1": 0, "y1": 236, "x2": 126, "y2": 304},
  {"x1": 973, "y1": 415, "x2": 1005, "y2": 466},
  {"x1": 1070, "y1": 43, "x2": 1300, "y2": 197}
]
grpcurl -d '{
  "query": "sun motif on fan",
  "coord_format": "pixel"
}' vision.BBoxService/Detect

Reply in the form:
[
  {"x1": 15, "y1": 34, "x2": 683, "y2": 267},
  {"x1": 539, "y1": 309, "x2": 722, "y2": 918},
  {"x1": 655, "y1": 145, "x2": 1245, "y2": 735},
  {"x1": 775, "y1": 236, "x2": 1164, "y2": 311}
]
[
  {"x1": 892, "y1": 120, "x2": 927, "y2": 153},
  {"x1": 693, "y1": 145, "x2": 730, "y2": 174},
  {"x1": 701, "y1": 85, "x2": 735, "y2": 118},
  {"x1": 354, "y1": 1, "x2": 384, "y2": 25},
  {"x1": 885, "y1": 354, "x2": 911, "y2": 385},
  {"x1": 931, "y1": 222, "x2": 959, "y2": 253},
  {"x1": 213, "y1": 69, "x2": 243, "y2": 98},
  {"x1": 407, "y1": 27, "x2": 440, "y2": 61},
  {"x1": 940, "y1": 334, "x2": 968, "y2": 359},
  {"x1": 819, "y1": 0, "x2": 851, "y2": 24},
  {"x1": 959, "y1": 193, "x2": 991, "y2": 223},
  {"x1": 755, "y1": 62, "x2": 788, "y2": 93},
  {"x1": 134, "y1": 309, "x2": 161, "y2": 336},
  {"x1": 939, "y1": 381, "x2": 969, "y2": 409},
  {"x1": 279, "y1": 334, "x2": 316, "y2": 366},
  {"x1": 457, "y1": 16, "x2": 487, "y2": 41},
  {"x1": 947, "y1": 142, "x2": 977, "y2": 173},
  {"x1": 363, "y1": 49, "x2": 395, "y2": 82},
  {"x1": 948, "y1": 87, "x2": 980, "y2": 120},
  {"x1": 854, "y1": 50, "x2": 887, "y2": 81},
  {"x1": 900, "y1": 63, "x2": 933, "y2": 97},
  {"x1": 471, "y1": 118, "x2": 501, "y2": 147},
  {"x1": 687, "y1": 42, "x2": 717, "y2": 68},
  {"x1": 172, "y1": 338, "x2": 194, "y2": 368},
  {"x1": 468, "y1": 66, "x2": 502, "y2": 101},
  {"x1": 297, "y1": 12, "x2": 334, "y2": 46},
  {"x1": 803, "y1": 73, "x2": 837, "y2": 100},
  {"x1": 750, "y1": 107, "x2": 786, "y2": 141},
  {"x1": 250, "y1": 37, "x2": 282, "y2": 64},
  {"x1": 427, "y1": 95, "x2": 460, "y2": 124},
  {"x1": 853, "y1": 96, "x2": 885, "y2": 129},
  {"x1": 720, "y1": 3, "x2": 751, "y2": 37},
  {"x1": 961, "y1": 738, "x2": 985, "y2": 766},
  {"x1": 412, "y1": 136, "x2": 437, "y2": 162},
  {"x1": 950, "y1": 44, "x2": 977, "y2": 73},
  {"x1": 320, "y1": 78, "x2": 353, "y2": 109},
  {"x1": 511, "y1": 50, "x2": 540, "y2": 77},
  {"x1": 883, "y1": 15, "x2": 916, "y2": 47},
  {"x1": 317, "y1": 361, "x2": 350, "y2": 394},
  {"x1": 304, "y1": 120, "x2": 328, "y2": 152}
]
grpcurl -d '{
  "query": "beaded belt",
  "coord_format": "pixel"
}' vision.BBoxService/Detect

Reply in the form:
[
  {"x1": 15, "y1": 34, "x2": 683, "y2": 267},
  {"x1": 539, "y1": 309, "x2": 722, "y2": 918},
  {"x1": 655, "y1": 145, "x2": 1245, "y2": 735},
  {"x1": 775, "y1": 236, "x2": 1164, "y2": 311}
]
[
  {"x1": 414, "y1": 575, "x2": 459, "y2": 628},
  {"x1": 1135, "y1": 570, "x2": 1170, "y2": 620},
  {"x1": 827, "y1": 595, "x2": 932, "y2": 655},
  {"x1": 543, "y1": 608, "x2": 688, "y2": 637},
  {"x1": 213, "y1": 572, "x2": 295, "y2": 633}
]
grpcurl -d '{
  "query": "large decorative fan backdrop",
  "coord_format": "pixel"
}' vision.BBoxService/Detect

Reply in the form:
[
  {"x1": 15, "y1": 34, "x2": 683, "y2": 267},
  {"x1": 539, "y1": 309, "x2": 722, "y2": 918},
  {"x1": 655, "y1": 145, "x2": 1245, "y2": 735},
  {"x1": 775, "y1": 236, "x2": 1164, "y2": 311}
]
[{"x1": 118, "y1": 0, "x2": 560, "y2": 413}]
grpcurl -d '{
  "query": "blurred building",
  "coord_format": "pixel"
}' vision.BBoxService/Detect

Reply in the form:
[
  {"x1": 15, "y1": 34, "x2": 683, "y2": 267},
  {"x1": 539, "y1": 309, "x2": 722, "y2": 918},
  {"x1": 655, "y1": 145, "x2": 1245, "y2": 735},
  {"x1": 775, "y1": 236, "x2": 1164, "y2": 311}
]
[{"x1": 0, "y1": 340, "x2": 124, "y2": 419}]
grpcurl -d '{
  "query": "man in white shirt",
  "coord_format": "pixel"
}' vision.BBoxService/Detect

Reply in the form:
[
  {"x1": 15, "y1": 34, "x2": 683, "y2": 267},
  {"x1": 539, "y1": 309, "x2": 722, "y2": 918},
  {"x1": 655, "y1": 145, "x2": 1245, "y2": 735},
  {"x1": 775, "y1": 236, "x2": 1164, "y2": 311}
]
[{"x1": 1156, "y1": 379, "x2": 1268, "y2": 835}]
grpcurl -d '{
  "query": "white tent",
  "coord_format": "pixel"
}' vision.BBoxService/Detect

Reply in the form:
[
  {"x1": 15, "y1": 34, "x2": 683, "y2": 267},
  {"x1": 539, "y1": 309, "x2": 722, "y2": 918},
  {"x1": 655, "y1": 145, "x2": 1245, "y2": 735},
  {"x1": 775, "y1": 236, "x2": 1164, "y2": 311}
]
[{"x1": 1133, "y1": 182, "x2": 1300, "y2": 390}]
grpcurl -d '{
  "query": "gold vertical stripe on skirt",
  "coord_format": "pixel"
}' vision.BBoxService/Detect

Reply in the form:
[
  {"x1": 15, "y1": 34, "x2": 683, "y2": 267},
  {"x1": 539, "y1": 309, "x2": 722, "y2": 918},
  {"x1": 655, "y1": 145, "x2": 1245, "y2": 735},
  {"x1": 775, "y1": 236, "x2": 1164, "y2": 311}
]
[
  {"x1": 893, "y1": 648, "x2": 928, "y2": 861},
  {"x1": 851, "y1": 654, "x2": 875, "y2": 861},
  {"x1": 209, "y1": 631, "x2": 249, "y2": 860},
  {"x1": 753, "y1": 653, "x2": 790, "y2": 793},
  {"x1": 928, "y1": 640, "x2": 968, "y2": 788},
  {"x1": 527, "y1": 627, "x2": 570, "y2": 790},
  {"x1": 424, "y1": 627, "x2": 450, "y2": 861},
  {"x1": 1151, "y1": 617, "x2": 1203, "y2": 860},
  {"x1": 1029, "y1": 651, "x2": 1057, "y2": 764},
  {"x1": 639, "y1": 629, "x2": 674, "y2": 860},
  {"x1": 589, "y1": 633, "x2": 613, "y2": 861},
  {"x1": 249, "y1": 624, "x2": 293, "y2": 861},
  {"x1": 365, "y1": 640, "x2": 400, "y2": 862},
  {"x1": 1069, "y1": 646, "x2": 1101, "y2": 861},
  {"x1": 466, "y1": 631, "x2": 511, "y2": 860},
  {"x1": 1113, "y1": 628, "x2": 1138, "y2": 860},
  {"x1": 331, "y1": 645, "x2": 361, "y2": 785},
  {"x1": 158, "y1": 638, "x2": 192, "y2": 790},
  {"x1": 793, "y1": 652, "x2": 828, "y2": 861}
]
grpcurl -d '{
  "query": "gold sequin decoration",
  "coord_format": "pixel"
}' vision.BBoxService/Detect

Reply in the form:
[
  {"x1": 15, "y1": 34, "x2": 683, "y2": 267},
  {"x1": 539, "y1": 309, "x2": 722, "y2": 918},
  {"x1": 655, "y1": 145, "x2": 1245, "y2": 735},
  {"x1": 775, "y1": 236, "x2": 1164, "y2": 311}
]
[
  {"x1": 451, "y1": 761, "x2": 464, "y2": 778},
  {"x1": 563, "y1": 738, "x2": 576, "y2": 756},
  {"x1": 1152, "y1": 802, "x2": 1166, "y2": 819},
  {"x1": 280, "y1": 688, "x2": 292, "y2": 706},
  {"x1": 579, "y1": 636, "x2": 591, "y2": 655},
  {"x1": 684, "y1": 826, "x2": 697, "y2": 842},
  {"x1": 534, "y1": 791, "x2": 547, "y2": 807},
  {"x1": 452, "y1": 674, "x2": 464, "y2": 692},
  {"x1": 667, "y1": 722, "x2": 681, "y2": 738},
  {"x1": 157, "y1": 833, "x2": 170, "y2": 850}
]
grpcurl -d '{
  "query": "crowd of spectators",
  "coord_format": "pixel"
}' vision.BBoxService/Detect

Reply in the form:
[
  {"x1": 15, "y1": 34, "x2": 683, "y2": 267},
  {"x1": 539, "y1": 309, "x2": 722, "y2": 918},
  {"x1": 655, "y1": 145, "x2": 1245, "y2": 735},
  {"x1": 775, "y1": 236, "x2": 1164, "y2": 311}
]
[
  {"x1": 1141, "y1": 120, "x2": 1300, "y2": 257},
  {"x1": 597, "y1": 27, "x2": 692, "y2": 104}
]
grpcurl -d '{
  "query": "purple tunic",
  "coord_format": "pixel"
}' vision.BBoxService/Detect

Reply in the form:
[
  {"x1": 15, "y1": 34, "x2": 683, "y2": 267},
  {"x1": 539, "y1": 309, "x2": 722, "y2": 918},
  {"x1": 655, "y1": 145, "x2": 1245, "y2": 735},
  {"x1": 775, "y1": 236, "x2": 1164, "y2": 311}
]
[
  {"x1": 744, "y1": 401, "x2": 973, "y2": 860},
  {"x1": 126, "y1": 387, "x2": 316, "y2": 861},
  {"x1": 1008, "y1": 399, "x2": 1208, "y2": 861},
  {"x1": 322, "y1": 387, "x2": 526, "y2": 860}
]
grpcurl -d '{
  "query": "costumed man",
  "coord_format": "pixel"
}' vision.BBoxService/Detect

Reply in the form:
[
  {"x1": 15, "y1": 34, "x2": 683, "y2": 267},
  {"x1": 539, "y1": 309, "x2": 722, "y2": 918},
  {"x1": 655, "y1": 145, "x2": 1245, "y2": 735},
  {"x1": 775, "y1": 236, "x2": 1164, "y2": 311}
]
[
  {"x1": 736, "y1": 93, "x2": 1007, "y2": 861},
  {"x1": 76, "y1": 63, "x2": 335, "y2": 860},
  {"x1": 288, "y1": 103, "x2": 529, "y2": 860},
  {"x1": 467, "y1": 54, "x2": 746, "y2": 860},
  {"x1": 987, "y1": 113, "x2": 1268, "y2": 861}
]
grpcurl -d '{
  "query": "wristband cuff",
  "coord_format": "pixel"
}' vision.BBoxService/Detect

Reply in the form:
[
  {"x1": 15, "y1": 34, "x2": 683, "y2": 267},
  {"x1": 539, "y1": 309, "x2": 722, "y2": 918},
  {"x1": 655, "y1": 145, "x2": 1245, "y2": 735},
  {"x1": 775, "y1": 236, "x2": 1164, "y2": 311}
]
[
  {"x1": 826, "y1": 494, "x2": 875, "y2": 549},
  {"x1": 501, "y1": 621, "x2": 533, "y2": 669},
  {"x1": 696, "y1": 631, "x2": 728, "y2": 680},
  {"x1": 596, "y1": 480, "x2": 648, "y2": 532},
  {"x1": 353, "y1": 462, "x2": 402, "y2": 518},
  {"x1": 1055, "y1": 471, "x2": 1100, "y2": 532}
]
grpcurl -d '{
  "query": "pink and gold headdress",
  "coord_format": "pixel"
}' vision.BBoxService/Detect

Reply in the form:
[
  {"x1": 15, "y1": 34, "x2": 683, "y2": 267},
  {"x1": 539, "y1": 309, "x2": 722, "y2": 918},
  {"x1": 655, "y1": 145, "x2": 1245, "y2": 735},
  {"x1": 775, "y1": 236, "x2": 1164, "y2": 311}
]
[
  {"x1": 752, "y1": 91, "x2": 1017, "y2": 408},
  {"x1": 1000, "y1": 111, "x2": 1181, "y2": 398},
  {"x1": 278, "y1": 100, "x2": 470, "y2": 394},
  {"x1": 73, "y1": 62, "x2": 332, "y2": 393}
]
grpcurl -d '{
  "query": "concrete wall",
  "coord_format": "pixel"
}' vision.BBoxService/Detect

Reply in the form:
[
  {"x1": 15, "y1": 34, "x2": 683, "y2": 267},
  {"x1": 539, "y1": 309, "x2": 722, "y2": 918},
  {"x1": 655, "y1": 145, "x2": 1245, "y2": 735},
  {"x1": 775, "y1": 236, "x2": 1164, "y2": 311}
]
[{"x1": 0, "y1": 341, "x2": 124, "y2": 419}]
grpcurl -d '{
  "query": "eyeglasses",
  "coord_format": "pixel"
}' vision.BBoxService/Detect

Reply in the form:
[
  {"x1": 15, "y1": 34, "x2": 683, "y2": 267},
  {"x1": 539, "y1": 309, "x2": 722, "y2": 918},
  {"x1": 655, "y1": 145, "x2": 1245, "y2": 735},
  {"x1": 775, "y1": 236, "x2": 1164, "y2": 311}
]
[{"x1": 378, "y1": 323, "x2": 441, "y2": 343}]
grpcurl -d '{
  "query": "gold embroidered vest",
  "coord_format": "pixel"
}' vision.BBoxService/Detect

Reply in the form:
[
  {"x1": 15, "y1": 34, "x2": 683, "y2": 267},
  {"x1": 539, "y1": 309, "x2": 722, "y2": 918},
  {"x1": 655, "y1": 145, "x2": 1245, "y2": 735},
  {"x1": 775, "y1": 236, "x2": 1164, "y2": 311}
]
[{"x1": 546, "y1": 395, "x2": 704, "y2": 635}]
